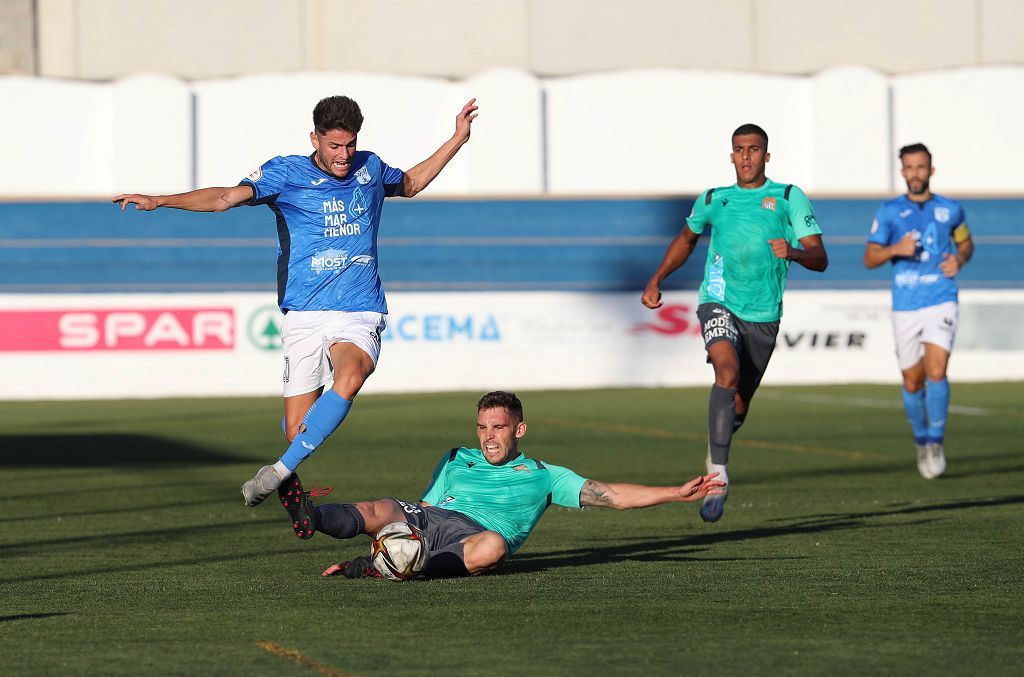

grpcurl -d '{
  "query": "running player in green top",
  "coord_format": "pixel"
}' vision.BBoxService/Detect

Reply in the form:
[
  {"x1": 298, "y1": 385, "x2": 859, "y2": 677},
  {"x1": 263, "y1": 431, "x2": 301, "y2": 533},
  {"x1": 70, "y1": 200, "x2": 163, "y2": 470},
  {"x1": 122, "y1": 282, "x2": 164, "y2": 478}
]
[
  {"x1": 641, "y1": 123, "x2": 828, "y2": 524},
  {"x1": 275, "y1": 391, "x2": 723, "y2": 578}
]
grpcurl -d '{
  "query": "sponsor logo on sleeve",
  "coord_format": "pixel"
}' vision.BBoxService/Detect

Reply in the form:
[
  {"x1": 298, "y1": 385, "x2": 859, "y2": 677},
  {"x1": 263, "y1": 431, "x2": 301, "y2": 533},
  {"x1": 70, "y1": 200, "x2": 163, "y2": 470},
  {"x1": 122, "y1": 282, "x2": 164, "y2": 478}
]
[
  {"x1": 247, "y1": 167, "x2": 263, "y2": 182},
  {"x1": 870, "y1": 218, "x2": 879, "y2": 235}
]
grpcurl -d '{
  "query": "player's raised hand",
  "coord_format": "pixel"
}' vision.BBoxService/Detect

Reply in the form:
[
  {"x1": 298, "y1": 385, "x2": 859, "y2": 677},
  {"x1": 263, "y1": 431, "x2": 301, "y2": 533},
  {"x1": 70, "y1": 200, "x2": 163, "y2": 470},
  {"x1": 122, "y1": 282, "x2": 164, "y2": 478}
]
[
  {"x1": 768, "y1": 237, "x2": 792, "y2": 260},
  {"x1": 641, "y1": 281, "x2": 663, "y2": 309},
  {"x1": 113, "y1": 193, "x2": 159, "y2": 211},
  {"x1": 939, "y1": 252, "x2": 962, "y2": 277},
  {"x1": 678, "y1": 472, "x2": 726, "y2": 502},
  {"x1": 454, "y1": 98, "x2": 479, "y2": 142},
  {"x1": 890, "y1": 232, "x2": 918, "y2": 258}
]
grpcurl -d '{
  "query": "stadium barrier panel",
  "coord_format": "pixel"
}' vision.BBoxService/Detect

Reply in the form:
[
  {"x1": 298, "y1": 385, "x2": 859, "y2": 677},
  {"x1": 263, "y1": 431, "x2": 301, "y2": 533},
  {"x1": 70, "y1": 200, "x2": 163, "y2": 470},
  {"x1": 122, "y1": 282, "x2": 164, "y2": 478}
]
[
  {"x1": 0, "y1": 290, "x2": 1020, "y2": 400},
  {"x1": 4, "y1": 66, "x2": 1024, "y2": 197}
]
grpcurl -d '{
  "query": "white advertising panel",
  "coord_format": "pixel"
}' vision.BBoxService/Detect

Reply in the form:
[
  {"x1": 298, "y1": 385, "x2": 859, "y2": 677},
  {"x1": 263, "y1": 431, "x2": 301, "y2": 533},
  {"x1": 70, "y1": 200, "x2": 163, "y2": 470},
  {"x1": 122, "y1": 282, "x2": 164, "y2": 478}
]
[{"x1": 0, "y1": 290, "x2": 1020, "y2": 400}]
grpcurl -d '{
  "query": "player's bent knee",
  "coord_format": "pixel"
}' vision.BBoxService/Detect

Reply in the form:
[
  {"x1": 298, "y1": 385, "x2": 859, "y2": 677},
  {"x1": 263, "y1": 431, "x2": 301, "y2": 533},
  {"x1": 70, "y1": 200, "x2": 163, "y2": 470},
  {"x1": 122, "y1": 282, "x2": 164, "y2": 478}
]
[
  {"x1": 463, "y1": 532, "x2": 507, "y2": 575},
  {"x1": 354, "y1": 499, "x2": 404, "y2": 534}
]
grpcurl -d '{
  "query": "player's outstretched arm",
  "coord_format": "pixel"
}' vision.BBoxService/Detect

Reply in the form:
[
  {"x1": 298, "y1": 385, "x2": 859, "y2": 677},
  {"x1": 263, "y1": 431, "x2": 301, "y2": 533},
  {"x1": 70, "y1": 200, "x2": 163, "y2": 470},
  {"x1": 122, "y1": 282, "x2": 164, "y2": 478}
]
[
  {"x1": 641, "y1": 225, "x2": 701, "y2": 309},
  {"x1": 579, "y1": 473, "x2": 725, "y2": 510},
  {"x1": 401, "y1": 99, "x2": 479, "y2": 198},
  {"x1": 769, "y1": 234, "x2": 828, "y2": 272},
  {"x1": 863, "y1": 233, "x2": 917, "y2": 268},
  {"x1": 112, "y1": 185, "x2": 254, "y2": 213}
]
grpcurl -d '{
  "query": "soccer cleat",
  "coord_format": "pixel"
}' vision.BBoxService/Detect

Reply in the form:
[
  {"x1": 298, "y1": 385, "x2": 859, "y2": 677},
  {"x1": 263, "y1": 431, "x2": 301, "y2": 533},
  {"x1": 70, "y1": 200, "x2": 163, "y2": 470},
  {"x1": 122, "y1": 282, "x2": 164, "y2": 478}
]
[
  {"x1": 322, "y1": 556, "x2": 383, "y2": 579},
  {"x1": 241, "y1": 464, "x2": 287, "y2": 507},
  {"x1": 927, "y1": 442, "x2": 947, "y2": 478},
  {"x1": 700, "y1": 454, "x2": 729, "y2": 523},
  {"x1": 916, "y1": 444, "x2": 936, "y2": 479},
  {"x1": 278, "y1": 473, "x2": 317, "y2": 540}
]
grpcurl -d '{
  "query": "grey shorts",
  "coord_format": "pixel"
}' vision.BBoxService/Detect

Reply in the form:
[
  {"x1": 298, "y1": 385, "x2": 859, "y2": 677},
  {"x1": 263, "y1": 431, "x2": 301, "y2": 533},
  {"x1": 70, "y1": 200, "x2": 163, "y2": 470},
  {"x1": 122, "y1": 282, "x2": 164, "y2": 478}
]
[
  {"x1": 696, "y1": 303, "x2": 779, "y2": 393},
  {"x1": 391, "y1": 500, "x2": 487, "y2": 555}
]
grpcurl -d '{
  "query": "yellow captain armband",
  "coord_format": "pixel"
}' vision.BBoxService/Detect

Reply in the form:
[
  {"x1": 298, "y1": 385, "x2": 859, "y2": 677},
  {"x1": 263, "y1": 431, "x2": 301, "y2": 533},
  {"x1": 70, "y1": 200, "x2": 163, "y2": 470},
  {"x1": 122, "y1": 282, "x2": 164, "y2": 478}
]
[{"x1": 952, "y1": 223, "x2": 971, "y2": 243}]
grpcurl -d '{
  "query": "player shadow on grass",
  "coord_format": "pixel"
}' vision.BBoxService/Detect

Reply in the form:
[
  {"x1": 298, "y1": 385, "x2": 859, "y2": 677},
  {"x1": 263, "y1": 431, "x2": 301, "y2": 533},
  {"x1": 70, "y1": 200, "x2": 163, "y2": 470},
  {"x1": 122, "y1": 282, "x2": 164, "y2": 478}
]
[
  {"x1": 0, "y1": 434, "x2": 240, "y2": 467},
  {"x1": 501, "y1": 494, "x2": 1024, "y2": 575},
  {"x1": 0, "y1": 612, "x2": 73, "y2": 624}
]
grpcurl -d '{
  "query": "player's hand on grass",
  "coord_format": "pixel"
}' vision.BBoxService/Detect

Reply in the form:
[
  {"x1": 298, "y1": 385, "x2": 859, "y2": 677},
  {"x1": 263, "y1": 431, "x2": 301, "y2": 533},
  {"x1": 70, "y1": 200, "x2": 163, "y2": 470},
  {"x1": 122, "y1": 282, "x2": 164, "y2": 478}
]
[
  {"x1": 768, "y1": 238, "x2": 792, "y2": 260},
  {"x1": 890, "y1": 232, "x2": 918, "y2": 258},
  {"x1": 641, "y1": 281, "x2": 663, "y2": 308},
  {"x1": 113, "y1": 194, "x2": 158, "y2": 211},
  {"x1": 678, "y1": 472, "x2": 726, "y2": 502},
  {"x1": 454, "y1": 98, "x2": 479, "y2": 142},
  {"x1": 939, "y1": 252, "x2": 962, "y2": 277},
  {"x1": 322, "y1": 563, "x2": 344, "y2": 577}
]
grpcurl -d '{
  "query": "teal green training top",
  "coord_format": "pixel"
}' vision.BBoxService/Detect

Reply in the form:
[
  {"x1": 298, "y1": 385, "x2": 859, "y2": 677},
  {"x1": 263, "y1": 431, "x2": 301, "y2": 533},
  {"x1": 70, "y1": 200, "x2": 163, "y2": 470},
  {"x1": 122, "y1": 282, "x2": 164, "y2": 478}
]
[
  {"x1": 420, "y1": 447, "x2": 587, "y2": 553},
  {"x1": 686, "y1": 179, "x2": 822, "y2": 322}
]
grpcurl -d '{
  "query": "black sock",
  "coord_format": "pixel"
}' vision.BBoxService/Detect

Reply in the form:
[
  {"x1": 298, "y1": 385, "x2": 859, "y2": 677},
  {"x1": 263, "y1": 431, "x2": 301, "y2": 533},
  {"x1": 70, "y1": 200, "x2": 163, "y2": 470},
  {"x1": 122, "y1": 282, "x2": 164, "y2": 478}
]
[
  {"x1": 422, "y1": 543, "x2": 470, "y2": 578},
  {"x1": 315, "y1": 504, "x2": 365, "y2": 539},
  {"x1": 708, "y1": 384, "x2": 737, "y2": 465}
]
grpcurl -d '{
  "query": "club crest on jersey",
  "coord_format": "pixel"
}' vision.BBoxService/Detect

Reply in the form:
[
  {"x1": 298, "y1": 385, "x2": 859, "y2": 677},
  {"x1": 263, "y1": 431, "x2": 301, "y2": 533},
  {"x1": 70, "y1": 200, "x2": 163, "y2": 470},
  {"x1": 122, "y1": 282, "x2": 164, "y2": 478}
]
[
  {"x1": 355, "y1": 166, "x2": 371, "y2": 185},
  {"x1": 246, "y1": 166, "x2": 263, "y2": 182},
  {"x1": 513, "y1": 464, "x2": 531, "y2": 473},
  {"x1": 934, "y1": 207, "x2": 950, "y2": 223},
  {"x1": 762, "y1": 197, "x2": 776, "y2": 211}
]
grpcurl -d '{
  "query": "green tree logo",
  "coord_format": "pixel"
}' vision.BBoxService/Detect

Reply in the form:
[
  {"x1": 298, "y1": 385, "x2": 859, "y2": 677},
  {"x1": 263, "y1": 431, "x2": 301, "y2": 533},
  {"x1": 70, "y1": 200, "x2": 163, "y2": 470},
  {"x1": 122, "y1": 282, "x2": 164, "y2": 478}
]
[{"x1": 247, "y1": 306, "x2": 284, "y2": 351}]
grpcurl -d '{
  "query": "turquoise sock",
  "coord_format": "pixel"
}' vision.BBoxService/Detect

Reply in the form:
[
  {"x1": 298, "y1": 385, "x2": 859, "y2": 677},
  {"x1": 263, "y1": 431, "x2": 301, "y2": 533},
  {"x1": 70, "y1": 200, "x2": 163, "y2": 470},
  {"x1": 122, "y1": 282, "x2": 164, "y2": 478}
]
[
  {"x1": 925, "y1": 378, "x2": 950, "y2": 444},
  {"x1": 901, "y1": 387, "x2": 928, "y2": 445},
  {"x1": 280, "y1": 390, "x2": 352, "y2": 471}
]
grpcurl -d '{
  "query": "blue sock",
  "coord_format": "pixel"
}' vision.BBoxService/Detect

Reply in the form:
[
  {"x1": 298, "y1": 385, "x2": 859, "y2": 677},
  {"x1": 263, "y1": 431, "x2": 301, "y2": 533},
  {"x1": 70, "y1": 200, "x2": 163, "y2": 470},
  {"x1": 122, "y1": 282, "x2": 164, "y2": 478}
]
[
  {"x1": 925, "y1": 378, "x2": 950, "y2": 444},
  {"x1": 279, "y1": 390, "x2": 352, "y2": 472},
  {"x1": 901, "y1": 387, "x2": 928, "y2": 445}
]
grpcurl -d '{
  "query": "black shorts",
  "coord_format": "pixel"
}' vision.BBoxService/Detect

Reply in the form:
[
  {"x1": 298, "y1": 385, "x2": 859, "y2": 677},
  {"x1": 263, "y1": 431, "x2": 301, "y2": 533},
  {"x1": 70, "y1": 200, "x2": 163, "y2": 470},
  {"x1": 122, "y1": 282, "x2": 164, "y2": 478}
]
[
  {"x1": 696, "y1": 303, "x2": 779, "y2": 394},
  {"x1": 392, "y1": 500, "x2": 488, "y2": 555}
]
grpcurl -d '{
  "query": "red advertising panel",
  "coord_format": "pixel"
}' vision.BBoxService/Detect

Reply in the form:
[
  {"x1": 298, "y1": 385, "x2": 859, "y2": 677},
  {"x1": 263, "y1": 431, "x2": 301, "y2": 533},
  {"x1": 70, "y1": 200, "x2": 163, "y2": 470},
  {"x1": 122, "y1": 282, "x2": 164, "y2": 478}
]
[{"x1": 0, "y1": 309, "x2": 235, "y2": 351}]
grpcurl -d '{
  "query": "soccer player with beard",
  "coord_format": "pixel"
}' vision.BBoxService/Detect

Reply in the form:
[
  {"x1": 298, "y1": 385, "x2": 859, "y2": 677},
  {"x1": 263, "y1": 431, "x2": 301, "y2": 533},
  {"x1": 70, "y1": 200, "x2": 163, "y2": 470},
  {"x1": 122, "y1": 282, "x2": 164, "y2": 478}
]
[
  {"x1": 640, "y1": 124, "x2": 828, "y2": 523},
  {"x1": 278, "y1": 391, "x2": 724, "y2": 578},
  {"x1": 114, "y1": 96, "x2": 478, "y2": 506},
  {"x1": 864, "y1": 143, "x2": 974, "y2": 479}
]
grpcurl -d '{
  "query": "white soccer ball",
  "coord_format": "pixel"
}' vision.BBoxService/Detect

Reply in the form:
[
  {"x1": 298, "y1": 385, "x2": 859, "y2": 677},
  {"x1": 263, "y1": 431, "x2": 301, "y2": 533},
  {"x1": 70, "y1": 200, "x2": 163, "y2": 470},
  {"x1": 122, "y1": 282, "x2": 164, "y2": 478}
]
[{"x1": 370, "y1": 522, "x2": 429, "y2": 581}]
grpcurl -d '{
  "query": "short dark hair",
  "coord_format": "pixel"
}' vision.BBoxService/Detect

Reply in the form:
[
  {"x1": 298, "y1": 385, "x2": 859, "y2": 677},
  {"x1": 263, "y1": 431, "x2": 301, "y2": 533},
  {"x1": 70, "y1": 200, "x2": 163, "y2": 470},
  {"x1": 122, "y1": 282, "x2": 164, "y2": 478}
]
[
  {"x1": 313, "y1": 96, "x2": 363, "y2": 135},
  {"x1": 732, "y1": 123, "x2": 768, "y2": 149},
  {"x1": 477, "y1": 391, "x2": 523, "y2": 423},
  {"x1": 899, "y1": 143, "x2": 932, "y2": 164}
]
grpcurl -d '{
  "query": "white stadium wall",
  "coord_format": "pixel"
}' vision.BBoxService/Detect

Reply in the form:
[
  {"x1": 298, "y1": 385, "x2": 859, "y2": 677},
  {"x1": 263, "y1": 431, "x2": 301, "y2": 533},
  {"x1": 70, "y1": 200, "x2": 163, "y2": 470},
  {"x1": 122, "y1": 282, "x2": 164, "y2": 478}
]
[
  {"x1": 4, "y1": 65, "x2": 1024, "y2": 198},
  {"x1": 0, "y1": 290, "x2": 1021, "y2": 401},
  {"x1": 891, "y1": 67, "x2": 1024, "y2": 195}
]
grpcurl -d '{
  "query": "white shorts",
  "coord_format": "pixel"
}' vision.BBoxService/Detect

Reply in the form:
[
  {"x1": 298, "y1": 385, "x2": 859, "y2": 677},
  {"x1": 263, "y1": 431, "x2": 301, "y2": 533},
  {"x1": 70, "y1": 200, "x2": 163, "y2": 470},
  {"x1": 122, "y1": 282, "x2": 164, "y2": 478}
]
[
  {"x1": 892, "y1": 301, "x2": 958, "y2": 371},
  {"x1": 280, "y1": 310, "x2": 387, "y2": 397}
]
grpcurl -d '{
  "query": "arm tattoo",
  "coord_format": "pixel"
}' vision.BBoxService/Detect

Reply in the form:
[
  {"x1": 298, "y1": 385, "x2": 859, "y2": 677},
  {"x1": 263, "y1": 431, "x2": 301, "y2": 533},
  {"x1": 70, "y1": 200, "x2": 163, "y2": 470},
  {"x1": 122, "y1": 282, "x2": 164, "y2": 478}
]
[{"x1": 580, "y1": 480, "x2": 615, "y2": 507}]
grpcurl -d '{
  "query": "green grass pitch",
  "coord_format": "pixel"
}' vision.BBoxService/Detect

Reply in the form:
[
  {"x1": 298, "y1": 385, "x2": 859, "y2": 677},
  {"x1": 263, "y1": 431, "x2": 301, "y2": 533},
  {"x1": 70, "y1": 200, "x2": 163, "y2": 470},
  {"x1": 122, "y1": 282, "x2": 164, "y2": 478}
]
[{"x1": 1, "y1": 384, "x2": 1022, "y2": 675}]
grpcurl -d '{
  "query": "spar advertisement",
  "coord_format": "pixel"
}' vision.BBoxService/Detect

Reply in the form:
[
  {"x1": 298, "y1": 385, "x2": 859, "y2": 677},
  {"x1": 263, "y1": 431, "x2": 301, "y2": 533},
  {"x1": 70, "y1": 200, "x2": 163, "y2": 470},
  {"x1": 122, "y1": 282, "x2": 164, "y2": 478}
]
[{"x1": 0, "y1": 290, "x2": 1021, "y2": 400}]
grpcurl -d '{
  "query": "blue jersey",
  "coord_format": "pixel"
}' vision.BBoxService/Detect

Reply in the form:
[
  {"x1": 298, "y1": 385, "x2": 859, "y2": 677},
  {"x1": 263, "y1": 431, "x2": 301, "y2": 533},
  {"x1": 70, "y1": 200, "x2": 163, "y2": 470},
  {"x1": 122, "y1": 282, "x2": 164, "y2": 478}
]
[
  {"x1": 869, "y1": 194, "x2": 968, "y2": 311},
  {"x1": 240, "y1": 152, "x2": 404, "y2": 312}
]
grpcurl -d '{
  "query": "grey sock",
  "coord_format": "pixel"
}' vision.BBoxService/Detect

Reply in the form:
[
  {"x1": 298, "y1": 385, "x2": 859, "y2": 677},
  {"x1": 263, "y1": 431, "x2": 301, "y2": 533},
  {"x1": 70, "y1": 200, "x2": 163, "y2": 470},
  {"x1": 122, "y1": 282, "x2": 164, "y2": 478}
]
[{"x1": 708, "y1": 384, "x2": 738, "y2": 466}]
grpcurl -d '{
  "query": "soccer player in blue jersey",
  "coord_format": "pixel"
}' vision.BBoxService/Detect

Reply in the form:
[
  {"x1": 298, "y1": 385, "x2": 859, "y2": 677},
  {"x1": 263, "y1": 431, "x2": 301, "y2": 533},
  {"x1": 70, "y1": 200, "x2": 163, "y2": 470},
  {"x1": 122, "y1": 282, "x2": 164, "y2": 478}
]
[
  {"x1": 114, "y1": 95, "x2": 479, "y2": 505},
  {"x1": 277, "y1": 391, "x2": 724, "y2": 578},
  {"x1": 864, "y1": 143, "x2": 974, "y2": 479}
]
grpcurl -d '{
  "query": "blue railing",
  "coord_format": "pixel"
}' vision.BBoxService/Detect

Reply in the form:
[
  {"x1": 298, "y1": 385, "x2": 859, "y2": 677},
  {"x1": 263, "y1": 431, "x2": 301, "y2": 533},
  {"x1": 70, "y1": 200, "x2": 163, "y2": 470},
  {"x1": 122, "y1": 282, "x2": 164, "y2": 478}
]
[{"x1": 1, "y1": 197, "x2": 1020, "y2": 293}]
